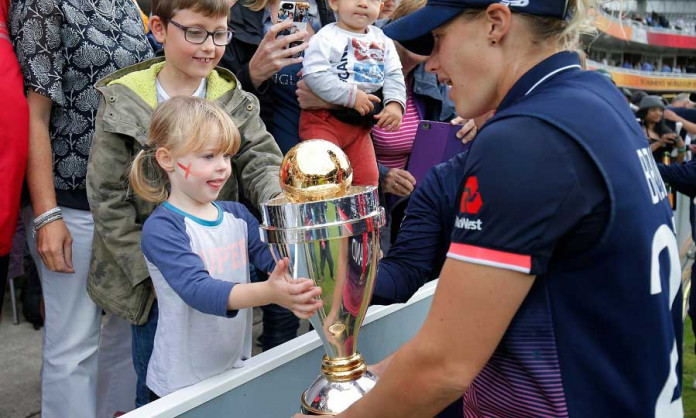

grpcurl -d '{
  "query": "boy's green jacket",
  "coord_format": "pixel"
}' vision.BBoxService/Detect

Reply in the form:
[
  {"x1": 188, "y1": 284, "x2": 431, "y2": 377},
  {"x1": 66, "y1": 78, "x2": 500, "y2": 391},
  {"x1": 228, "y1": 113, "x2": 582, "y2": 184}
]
[{"x1": 86, "y1": 58, "x2": 283, "y2": 325}]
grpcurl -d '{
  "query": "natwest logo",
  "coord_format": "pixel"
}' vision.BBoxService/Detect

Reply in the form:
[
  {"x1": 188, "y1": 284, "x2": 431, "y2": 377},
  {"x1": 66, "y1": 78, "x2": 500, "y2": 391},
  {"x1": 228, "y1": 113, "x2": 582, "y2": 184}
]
[
  {"x1": 460, "y1": 176, "x2": 483, "y2": 215},
  {"x1": 455, "y1": 217, "x2": 482, "y2": 231}
]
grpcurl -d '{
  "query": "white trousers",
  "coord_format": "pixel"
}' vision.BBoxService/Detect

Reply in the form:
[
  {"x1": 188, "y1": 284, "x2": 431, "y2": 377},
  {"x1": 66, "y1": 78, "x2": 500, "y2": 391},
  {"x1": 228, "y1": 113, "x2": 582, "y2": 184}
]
[
  {"x1": 24, "y1": 206, "x2": 101, "y2": 418},
  {"x1": 96, "y1": 313, "x2": 137, "y2": 417}
]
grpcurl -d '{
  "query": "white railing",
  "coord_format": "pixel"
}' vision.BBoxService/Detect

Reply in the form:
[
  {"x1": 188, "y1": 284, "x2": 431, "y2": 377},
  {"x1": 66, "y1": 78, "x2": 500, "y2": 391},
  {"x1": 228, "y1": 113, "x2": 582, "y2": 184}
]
[
  {"x1": 123, "y1": 281, "x2": 438, "y2": 418},
  {"x1": 599, "y1": 9, "x2": 696, "y2": 36}
]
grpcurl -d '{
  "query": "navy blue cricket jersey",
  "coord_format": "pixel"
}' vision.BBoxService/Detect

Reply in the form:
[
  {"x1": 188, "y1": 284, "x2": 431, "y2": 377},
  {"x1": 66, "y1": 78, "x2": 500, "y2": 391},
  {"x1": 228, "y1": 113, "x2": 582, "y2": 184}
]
[{"x1": 447, "y1": 52, "x2": 683, "y2": 417}]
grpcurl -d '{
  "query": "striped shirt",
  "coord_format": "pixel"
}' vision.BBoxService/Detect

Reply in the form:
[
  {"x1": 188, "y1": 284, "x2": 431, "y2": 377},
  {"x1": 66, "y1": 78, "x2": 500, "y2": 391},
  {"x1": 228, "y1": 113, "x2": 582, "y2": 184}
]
[{"x1": 372, "y1": 81, "x2": 419, "y2": 170}]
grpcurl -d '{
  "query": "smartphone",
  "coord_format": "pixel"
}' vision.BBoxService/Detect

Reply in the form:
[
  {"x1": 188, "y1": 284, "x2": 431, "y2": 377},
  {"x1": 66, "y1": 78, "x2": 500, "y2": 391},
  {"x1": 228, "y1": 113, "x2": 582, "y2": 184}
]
[
  {"x1": 278, "y1": 1, "x2": 310, "y2": 57},
  {"x1": 406, "y1": 121, "x2": 471, "y2": 186}
]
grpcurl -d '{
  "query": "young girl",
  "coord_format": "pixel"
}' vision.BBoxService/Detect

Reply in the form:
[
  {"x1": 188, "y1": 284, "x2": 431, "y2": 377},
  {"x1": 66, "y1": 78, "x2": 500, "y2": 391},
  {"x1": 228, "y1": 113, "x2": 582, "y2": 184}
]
[{"x1": 129, "y1": 96, "x2": 322, "y2": 399}]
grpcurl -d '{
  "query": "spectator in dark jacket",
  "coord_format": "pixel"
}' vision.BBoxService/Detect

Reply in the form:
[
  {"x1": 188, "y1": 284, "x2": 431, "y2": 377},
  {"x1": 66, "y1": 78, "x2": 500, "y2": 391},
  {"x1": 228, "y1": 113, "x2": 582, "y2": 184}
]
[{"x1": 220, "y1": 0, "x2": 333, "y2": 132}]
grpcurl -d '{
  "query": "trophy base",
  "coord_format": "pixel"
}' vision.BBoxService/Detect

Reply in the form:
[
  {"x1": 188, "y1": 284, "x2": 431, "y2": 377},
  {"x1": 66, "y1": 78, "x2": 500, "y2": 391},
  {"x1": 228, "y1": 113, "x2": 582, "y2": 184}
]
[{"x1": 300, "y1": 353, "x2": 378, "y2": 415}]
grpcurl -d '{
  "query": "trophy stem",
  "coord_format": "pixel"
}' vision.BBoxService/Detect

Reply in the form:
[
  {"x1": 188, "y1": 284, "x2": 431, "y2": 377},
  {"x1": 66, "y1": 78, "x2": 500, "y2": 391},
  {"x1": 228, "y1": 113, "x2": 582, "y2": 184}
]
[
  {"x1": 300, "y1": 351, "x2": 376, "y2": 415},
  {"x1": 320, "y1": 353, "x2": 367, "y2": 382}
]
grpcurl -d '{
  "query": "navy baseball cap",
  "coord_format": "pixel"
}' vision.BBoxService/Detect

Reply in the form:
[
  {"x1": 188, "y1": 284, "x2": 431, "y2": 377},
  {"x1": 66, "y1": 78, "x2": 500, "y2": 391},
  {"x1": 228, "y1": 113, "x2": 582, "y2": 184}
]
[{"x1": 384, "y1": 0, "x2": 571, "y2": 55}]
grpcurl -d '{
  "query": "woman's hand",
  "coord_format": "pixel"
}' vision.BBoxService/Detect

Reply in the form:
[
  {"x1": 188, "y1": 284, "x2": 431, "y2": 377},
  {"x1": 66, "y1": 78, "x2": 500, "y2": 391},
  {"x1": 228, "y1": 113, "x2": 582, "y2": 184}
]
[
  {"x1": 451, "y1": 110, "x2": 496, "y2": 144},
  {"x1": 451, "y1": 116, "x2": 477, "y2": 143},
  {"x1": 296, "y1": 78, "x2": 337, "y2": 110},
  {"x1": 374, "y1": 102, "x2": 403, "y2": 131},
  {"x1": 658, "y1": 132, "x2": 677, "y2": 146},
  {"x1": 37, "y1": 219, "x2": 74, "y2": 273},
  {"x1": 382, "y1": 168, "x2": 416, "y2": 197},
  {"x1": 268, "y1": 258, "x2": 323, "y2": 319},
  {"x1": 248, "y1": 20, "x2": 309, "y2": 89}
]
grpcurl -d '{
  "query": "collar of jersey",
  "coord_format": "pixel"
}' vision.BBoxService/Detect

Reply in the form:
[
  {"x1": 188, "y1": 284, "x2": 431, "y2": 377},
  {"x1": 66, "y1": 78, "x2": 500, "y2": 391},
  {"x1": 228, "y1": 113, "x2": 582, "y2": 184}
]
[
  {"x1": 163, "y1": 201, "x2": 224, "y2": 227},
  {"x1": 496, "y1": 51, "x2": 581, "y2": 112}
]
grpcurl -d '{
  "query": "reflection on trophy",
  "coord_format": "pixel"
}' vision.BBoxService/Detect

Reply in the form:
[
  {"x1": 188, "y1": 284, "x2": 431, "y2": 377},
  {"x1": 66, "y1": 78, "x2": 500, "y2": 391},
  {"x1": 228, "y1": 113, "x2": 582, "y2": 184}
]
[{"x1": 259, "y1": 140, "x2": 385, "y2": 415}]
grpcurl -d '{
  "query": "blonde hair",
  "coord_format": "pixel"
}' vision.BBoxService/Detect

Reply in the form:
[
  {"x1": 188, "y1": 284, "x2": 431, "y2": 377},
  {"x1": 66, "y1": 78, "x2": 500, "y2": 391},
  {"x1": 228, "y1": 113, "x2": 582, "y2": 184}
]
[
  {"x1": 519, "y1": 0, "x2": 601, "y2": 51},
  {"x1": 151, "y1": 0, "x2": 230, "y2": 22},
  {"x1": 129, "y1": 96, "x2": 241, "y2": 203},
  {"x1": 390, "y1": 0, "x2": 426, "y2": 22},
  {"x1": 245, "y1": 0, "x2": 269, "y2": 13},
  {"x1": 460, "y1": 0, "x2": 603, "y2": 51}
]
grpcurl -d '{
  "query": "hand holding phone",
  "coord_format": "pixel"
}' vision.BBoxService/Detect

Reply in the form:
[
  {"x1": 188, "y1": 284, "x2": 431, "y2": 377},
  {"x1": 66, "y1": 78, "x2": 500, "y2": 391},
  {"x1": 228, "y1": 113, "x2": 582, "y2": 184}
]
[
  {"x1": 278, "y1": 1, "x2": 310, "y2": 57},
  {"x1": 248, "y1": 13, "x2": 309, "y2": 88}
]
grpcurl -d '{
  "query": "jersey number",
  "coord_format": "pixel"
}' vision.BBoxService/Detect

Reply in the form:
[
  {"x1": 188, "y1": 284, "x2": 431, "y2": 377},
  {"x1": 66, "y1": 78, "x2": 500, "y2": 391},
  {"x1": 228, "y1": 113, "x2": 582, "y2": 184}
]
[{"x1": 652, "y1": 224, "x2": 683, "y2": 417}]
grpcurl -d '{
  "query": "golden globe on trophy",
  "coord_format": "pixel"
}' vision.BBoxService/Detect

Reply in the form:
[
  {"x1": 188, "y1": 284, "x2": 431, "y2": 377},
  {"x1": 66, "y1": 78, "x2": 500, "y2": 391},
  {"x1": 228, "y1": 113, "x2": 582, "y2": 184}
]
[{"x1": 259, "y1": 140, "x2": 385, "y2": 415}]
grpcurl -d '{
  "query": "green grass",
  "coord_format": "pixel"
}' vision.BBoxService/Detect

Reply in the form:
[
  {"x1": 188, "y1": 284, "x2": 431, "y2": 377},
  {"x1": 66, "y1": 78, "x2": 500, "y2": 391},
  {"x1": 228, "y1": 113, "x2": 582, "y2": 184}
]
[{"x1": 685, "y1": 317, "x2": 696, "y2": 417}]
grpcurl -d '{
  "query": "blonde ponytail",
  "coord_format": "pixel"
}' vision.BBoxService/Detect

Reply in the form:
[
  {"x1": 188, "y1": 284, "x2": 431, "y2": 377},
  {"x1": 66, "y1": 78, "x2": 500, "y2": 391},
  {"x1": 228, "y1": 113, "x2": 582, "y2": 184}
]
[
  {"x1": 558, "y1": 0, "x2": 604, "y2": 51},
  {"x1": 520, "y1": 0, "x2": 605, "y2": 51},
  {"x1": 457, "y1": 0, "x2": 607, "y2": 52},
  {"x1": 129, "y1": 147, "x2": 170, "y2": 203}
]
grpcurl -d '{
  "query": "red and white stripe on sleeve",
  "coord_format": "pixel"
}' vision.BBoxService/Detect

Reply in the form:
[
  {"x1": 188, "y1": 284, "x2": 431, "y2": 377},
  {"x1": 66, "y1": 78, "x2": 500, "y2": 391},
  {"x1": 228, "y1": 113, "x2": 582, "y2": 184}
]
[{"x1": 447, "y1": 242, "x2": 532, "y2": 274}]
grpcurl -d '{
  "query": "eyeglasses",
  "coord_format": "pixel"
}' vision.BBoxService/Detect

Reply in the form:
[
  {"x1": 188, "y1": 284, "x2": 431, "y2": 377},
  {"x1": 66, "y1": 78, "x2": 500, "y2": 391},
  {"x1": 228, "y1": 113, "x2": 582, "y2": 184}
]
[{"x1": 168, "y1": 20, "x2": 234, "y2": 46}]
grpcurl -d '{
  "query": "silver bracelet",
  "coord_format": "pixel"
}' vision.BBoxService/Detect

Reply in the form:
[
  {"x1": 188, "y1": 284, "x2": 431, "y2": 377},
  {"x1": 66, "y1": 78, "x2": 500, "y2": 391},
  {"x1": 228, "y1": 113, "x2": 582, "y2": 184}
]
[
  {"x1": 32, "y1": 213, "x2": 63, "y2": 236},
  {"x1": 32, "y1": 207, "x2": 63, "y2": 236},
  {"x1": 34, "y1": 207, "x2": 61, "y2": 226}
]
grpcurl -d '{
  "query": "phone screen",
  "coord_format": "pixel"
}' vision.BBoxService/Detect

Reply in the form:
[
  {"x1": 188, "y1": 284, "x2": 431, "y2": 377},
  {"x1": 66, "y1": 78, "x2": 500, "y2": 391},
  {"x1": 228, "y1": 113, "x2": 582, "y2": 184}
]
[{"x1": 278, "y1": 1, "x2": 310, "y2": 41}]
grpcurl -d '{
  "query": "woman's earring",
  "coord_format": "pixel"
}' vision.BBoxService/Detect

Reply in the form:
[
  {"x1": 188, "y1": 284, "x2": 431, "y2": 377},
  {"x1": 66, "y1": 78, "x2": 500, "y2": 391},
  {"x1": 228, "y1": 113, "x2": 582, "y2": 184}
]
[{"x1": 490, "y1": 39, "x2": 497, "y2": 45}]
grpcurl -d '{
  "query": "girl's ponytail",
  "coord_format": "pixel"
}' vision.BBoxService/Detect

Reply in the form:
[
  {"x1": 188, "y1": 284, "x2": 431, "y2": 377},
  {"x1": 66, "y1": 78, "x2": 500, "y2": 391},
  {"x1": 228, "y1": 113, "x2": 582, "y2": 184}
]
[{"x1": 129, "y1": 147, "x2": 169, "y2": 203}]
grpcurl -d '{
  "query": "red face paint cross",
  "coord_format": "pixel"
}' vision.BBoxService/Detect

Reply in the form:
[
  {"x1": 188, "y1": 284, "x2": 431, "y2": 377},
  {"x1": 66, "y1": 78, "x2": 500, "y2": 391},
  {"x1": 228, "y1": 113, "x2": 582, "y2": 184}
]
[
  {"x1": 177, "y1": 161, "x2": 194, "y2": 179},
  {"x1": 167, "y1": 152, "x2": 231, "y2": 212}
]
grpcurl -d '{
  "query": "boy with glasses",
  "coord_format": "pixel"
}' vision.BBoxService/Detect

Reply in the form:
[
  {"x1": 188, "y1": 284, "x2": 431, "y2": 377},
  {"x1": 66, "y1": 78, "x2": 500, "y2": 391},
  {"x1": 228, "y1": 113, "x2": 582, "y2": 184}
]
[
  {"x1": 299, "y1": 0, "x2": 406, "y2": 186},
  {"x1": 86, "y1": 0, "x2": 283, "y2": 408}
]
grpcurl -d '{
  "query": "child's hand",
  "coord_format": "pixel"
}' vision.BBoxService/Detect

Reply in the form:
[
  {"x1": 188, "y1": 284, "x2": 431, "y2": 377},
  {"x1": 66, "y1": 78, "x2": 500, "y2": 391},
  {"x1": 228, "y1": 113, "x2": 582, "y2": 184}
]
[
  {"x1": 374, "y1": 102, "x2": 403, "y2": 131},
  {"x1": 268, "y1": 258, "x2": 323, "y2": 319},
  {"x1": 354, "y1": 90, "x2": 381, "y2": 116}
]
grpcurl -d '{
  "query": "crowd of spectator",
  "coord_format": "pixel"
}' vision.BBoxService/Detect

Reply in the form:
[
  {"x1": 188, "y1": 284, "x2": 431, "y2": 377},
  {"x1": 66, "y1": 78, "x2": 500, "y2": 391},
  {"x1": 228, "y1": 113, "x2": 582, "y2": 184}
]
[
  {"x1": 591, "y1": 7, "x2": 696, "y2": 74},
  {"x1": 594, "y1": 55, "x2": 693, "y2": 74},
  {"x1": 626, "y1": 89, "x2": 696, "y2": 164}
]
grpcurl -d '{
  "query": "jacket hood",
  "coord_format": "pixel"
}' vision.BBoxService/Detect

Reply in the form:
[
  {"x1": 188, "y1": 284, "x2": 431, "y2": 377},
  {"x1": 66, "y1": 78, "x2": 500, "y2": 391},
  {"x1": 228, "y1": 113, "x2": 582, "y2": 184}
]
[
  {"x1": 94, "y1": 58, "x2": 244, "y2": 145},
  {"x1": 95, "y1": 57, "x2": 238, "y2": 109}
]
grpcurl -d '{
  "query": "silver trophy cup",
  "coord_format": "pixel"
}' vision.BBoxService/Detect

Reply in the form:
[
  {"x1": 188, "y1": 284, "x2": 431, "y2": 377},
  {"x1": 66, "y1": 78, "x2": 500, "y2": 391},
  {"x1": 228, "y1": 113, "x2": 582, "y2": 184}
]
[{"x1": 259, "y1": 141, "x2": 385, "y2": 415}]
